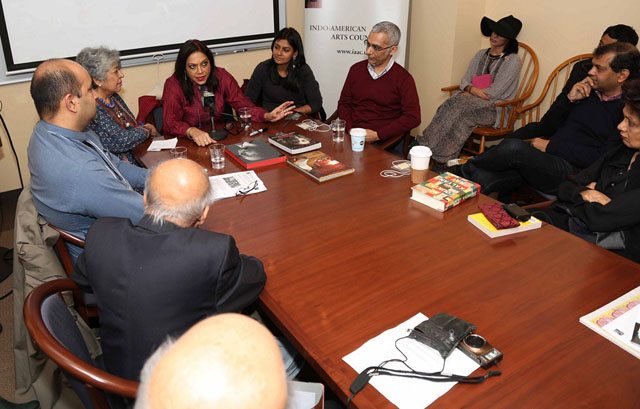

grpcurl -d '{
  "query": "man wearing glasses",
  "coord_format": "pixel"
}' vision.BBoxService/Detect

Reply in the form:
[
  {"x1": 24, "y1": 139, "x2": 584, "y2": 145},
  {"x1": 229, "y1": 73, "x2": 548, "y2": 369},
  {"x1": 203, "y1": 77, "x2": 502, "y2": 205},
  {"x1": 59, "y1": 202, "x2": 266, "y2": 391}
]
[{"x1": 337, "y1": 21, "x2": 421, "y2": 152}]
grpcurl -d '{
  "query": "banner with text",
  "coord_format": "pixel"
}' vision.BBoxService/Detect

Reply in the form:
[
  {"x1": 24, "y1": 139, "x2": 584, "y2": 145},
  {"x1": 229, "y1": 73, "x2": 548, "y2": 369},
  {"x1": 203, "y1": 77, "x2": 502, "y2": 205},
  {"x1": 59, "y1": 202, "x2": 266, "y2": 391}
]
[{"x1": 304, "y1": 0, "x2": 410, "y2": 116}]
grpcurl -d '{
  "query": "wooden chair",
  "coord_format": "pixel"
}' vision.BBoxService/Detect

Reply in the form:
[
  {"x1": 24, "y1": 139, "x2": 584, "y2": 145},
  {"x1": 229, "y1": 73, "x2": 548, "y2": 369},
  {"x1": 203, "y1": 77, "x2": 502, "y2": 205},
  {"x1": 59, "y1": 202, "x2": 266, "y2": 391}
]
[
  {"x1": 442, "y1": 42, "x2": 539, "y2": 155},
  {"x1": 24, "y1": 278, "x2": 138, "y2": 409},
  {"x1": 48, "y1": 225, "x2": 98, "y2": 324},
  {"x1": 516, "y1": 53, "x2": 592, "y2": 127},
  {"x1": 325, "y1": 110, "x2": 413, "y2": 157}
]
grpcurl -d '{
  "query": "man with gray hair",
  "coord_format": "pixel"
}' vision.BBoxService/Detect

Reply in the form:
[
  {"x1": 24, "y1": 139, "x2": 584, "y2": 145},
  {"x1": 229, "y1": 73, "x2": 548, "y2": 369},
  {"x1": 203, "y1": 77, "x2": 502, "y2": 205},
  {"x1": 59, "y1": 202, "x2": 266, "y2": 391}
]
[
  {"x1": 73, "y1": 158, "x2": 266, "y2": 381},
  {"x1": 337, "y1": 21, "x2": 420, "y2": 151}
]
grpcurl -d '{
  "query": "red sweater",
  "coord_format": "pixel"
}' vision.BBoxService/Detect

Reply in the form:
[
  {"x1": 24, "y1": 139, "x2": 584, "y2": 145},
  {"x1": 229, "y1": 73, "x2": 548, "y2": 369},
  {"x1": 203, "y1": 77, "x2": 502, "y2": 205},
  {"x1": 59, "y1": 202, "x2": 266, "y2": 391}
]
[
  {"x1": 162, "y1": 68, "x2": 267, "y2": 138},
  {"x1": 337, "y1": 60, "x2": 420, "y2": 140}
]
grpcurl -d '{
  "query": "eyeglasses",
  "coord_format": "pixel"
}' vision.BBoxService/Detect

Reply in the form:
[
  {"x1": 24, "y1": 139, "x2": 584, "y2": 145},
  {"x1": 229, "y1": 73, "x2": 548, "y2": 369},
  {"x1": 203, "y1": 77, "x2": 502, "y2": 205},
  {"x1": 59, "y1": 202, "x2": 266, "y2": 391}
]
[
  {"x1": 236, "y1": 180, "x2": 259, "y2": 196},
  {"x1": 363, "y1": 40, "x2": 397, "y2": 52},
  {"x1": 186, "y1": 60, "x2": 210, "y2": 72}
]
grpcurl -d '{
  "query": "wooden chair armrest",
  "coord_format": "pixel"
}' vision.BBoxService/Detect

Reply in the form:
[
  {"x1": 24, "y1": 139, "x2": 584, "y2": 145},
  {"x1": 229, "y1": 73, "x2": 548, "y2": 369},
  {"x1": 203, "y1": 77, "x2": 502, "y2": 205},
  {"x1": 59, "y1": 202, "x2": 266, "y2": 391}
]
[
  {"x1": 522, "y1": 200, "x2": 555, "y2": 210},
  {"x1": 441, "y1": 85, "x2": 460, "y2": 93},
  {"x1": 518, "y1": 97, "x2": 547, "y2": 114},
  {"x1": 24, "y1": 279, "x2": 139, "y2": 398},
  {"x1": 49, "y1": 225, "x2": 85, "y2": 248},
  {"x1": 379, "y1": 134, "x2": 402, "y2": 150}
]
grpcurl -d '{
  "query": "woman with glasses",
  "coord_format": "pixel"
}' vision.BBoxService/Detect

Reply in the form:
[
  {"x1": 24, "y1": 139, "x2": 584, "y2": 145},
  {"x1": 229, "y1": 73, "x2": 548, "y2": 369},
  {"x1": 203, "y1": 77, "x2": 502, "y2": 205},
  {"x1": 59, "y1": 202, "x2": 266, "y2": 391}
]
[
  {"x1": 77, "y1": 46, "x2": 156, "y2": 164},
  {"x1": 245, "y1": 27, "x2": 323, "y2": 117},
  {"x1": 416, "y1": 15, "x2": 523, "y2": 167},
  {"x1": 162, "y1": 39, "x2": 295, "y2": 147}
]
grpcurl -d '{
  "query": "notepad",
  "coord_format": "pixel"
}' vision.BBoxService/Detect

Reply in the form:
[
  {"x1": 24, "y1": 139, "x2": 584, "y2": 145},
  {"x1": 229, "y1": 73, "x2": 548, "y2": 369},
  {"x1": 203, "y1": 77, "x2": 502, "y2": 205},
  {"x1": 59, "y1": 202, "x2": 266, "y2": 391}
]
[{"x1": 147, "y1": 138, "x2": 177, "y2": 151}]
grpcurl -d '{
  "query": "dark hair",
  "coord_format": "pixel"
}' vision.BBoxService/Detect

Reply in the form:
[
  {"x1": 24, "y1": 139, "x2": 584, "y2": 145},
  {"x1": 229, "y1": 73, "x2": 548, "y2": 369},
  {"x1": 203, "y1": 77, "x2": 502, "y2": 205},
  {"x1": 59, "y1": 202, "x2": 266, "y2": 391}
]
[
  {"x1": 594, "y1": 42, "x2": 640, "y2": 80},
  {"x1": 622, "y1": 77, "x2": 640, "y2": 118},
  {"x1": 268, "y1": 27, "x2": 306, "y2": 92},
  {"x1": 603, "y1": 24, "x2": 639, "y2": 46},
  {"x1": 174, "y1": 39, "x2": 218, "y2": 104},
  {"x1": 30, "y1": 60, "x2": 82, "y2": 119},
  {"x1": 503, "y1": 38, "x2": 519, "y2": 56}
]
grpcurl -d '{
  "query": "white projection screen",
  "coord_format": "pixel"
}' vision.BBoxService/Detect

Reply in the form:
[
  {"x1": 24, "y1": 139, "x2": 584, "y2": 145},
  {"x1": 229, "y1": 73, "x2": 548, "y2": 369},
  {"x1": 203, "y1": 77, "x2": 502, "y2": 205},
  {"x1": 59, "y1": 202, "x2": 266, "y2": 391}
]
[{"x1": 0, "y1": 0, "x2": 284, "y2": 83}]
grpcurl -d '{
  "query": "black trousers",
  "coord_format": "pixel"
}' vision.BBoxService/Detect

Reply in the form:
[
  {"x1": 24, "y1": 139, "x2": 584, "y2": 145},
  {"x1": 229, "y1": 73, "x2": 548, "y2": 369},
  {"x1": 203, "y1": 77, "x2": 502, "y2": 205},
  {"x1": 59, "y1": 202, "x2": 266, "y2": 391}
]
[{"x1": 462, "y1": 139, "x2": 579, "y2": 195}]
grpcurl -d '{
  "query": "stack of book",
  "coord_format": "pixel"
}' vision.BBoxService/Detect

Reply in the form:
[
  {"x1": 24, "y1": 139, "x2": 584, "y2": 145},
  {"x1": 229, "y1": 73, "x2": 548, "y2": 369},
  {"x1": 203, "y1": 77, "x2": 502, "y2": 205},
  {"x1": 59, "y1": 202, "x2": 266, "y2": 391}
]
[
  {"x1": 268, "y1": 133, "x2": 321, "y2": 154},
  {"x1": 287, "y1": 150, "x2": 354, "y2": 182},
  {"x1": 467, "y1": 213, "x2": 542, "y2": 238},
  {"x1": 410, "y1": 172, "x2": 480, "y2": 212},
  {"x1": 225, "y1": 140, "x2": 286, "y2": 169}
]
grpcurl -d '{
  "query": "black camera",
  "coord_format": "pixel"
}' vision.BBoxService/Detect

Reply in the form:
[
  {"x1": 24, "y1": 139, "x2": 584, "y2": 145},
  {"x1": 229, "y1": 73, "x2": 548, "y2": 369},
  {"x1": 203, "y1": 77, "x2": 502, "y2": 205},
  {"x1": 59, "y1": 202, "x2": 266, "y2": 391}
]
[
  {"x1": 457, "y1": 333, "x2": 502, "y2": 368},
  {"x1": 202, "y1": 91, "x2": 215, "y2": 109}
]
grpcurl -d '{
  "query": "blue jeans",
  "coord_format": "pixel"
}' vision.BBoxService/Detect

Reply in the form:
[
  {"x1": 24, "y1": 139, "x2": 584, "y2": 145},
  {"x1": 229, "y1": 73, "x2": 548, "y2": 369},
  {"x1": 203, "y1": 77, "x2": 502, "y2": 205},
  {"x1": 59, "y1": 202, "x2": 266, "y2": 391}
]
[{"x1": 462, "y1": 139, "x2": 578, "y2": 195}]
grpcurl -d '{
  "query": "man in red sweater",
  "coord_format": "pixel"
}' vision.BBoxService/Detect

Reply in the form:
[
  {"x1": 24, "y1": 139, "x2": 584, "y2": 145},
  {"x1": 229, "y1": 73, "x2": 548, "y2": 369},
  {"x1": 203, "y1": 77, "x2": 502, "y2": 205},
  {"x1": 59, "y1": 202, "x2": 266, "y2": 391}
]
[{"x1": 337, "y1": 21, "x2": 421, "y2": 150}]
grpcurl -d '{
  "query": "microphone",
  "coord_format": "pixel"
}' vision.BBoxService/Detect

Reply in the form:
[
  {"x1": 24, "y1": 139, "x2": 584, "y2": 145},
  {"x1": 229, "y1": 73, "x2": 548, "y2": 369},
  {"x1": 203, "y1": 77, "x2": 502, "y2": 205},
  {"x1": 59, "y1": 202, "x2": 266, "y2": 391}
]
[{"x1": 201, "y1": 88, "x2": 227, "y2": 141}]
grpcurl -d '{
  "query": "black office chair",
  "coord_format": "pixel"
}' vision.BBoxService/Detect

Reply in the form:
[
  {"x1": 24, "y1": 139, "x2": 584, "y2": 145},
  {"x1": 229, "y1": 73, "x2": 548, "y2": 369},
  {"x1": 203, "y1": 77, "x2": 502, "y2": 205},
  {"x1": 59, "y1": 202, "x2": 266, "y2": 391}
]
[{"x1": 24, "y1": 278, "x2": 138, "y2": 409}]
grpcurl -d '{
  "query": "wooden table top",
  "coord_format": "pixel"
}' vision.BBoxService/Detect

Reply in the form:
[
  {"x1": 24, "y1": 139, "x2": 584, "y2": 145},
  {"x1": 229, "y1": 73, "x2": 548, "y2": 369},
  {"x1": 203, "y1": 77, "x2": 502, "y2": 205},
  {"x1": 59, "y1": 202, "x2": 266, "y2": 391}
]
[{"x1": 135, "y1": 121, "x2": 640, "y2": 408}]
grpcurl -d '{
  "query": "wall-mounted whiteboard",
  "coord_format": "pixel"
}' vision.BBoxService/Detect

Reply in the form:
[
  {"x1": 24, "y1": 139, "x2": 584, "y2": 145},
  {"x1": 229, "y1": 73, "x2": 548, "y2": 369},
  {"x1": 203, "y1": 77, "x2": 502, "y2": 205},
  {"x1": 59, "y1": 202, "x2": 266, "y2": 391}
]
[{"x1": 0, "y1": 0, "x2": 284, "y2": 83}]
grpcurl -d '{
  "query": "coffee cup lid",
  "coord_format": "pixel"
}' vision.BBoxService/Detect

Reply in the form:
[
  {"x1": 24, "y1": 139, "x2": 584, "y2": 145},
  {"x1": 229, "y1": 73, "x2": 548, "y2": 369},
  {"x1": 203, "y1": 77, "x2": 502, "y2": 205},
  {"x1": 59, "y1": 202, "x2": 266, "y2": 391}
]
[
  {"x1": 350, "y1": 128, "x2": 367, "y2": 137},
  {"x1": 409, "y1": 145, "x2": 432, "y2": 157}
]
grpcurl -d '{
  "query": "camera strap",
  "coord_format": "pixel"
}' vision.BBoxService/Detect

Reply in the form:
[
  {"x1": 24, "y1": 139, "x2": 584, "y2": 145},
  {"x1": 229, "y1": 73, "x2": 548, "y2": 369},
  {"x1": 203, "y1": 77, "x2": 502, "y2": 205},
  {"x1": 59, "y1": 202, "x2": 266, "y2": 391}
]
[{"x1": 347, "y1": 365, "x2": 501, "y2": 407}]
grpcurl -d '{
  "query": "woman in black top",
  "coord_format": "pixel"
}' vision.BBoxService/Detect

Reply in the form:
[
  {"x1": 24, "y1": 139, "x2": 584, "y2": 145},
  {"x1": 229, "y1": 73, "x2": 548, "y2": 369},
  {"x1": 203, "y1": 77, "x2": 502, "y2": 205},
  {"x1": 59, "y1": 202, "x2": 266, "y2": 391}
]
[
  {"x1": 245, "y1": 27, "x2": 323, "y2": 116},
  {"x1": 540, "y1": 77, "x2": 640, "y2": 262}
]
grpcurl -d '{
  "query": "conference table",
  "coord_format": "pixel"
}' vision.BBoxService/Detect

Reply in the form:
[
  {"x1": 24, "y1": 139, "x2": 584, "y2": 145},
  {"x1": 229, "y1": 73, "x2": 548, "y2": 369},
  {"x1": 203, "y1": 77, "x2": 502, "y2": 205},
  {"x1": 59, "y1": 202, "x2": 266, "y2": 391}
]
[{"x1": 135, "y1": 118, "x2": 640, "y2": 408}]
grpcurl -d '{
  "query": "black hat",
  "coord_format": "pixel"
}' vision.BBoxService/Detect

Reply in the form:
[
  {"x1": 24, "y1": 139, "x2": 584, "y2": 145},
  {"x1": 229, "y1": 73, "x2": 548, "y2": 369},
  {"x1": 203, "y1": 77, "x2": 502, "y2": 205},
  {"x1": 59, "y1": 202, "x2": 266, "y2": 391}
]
[{"x1": 481, "y1": 15, "x2": 522, "y2": 39}]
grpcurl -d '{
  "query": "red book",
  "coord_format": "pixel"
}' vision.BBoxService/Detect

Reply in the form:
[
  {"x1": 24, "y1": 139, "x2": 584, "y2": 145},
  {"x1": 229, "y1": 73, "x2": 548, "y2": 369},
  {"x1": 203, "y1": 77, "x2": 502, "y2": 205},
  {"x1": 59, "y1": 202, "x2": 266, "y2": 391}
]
[{"x1": 225, "y1": 140, "x2": 287, "y2": 169}]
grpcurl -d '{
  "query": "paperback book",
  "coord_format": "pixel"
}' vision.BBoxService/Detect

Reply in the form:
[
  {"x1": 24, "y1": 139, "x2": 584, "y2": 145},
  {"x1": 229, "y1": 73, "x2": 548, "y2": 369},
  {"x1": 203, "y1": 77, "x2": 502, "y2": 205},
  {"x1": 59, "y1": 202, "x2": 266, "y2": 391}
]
[
  {"x1": 287, "y1": 150, "x2": 354, "y2": 182},
  {"x1": 467, "y1": 212, "x2": 542, "y2": 238},
  {"x1": 580, "y1": 285, "x2": 640, "y2": 360},
  {"x1": 268, "y1": 132, "x2": 321, "y2": 154},
  {"x1": 410, "y1": 172, "x2": 480, "y2": 212},
  {"x1": 225, "y1": 140, "x2": 286, "y2": 169}
]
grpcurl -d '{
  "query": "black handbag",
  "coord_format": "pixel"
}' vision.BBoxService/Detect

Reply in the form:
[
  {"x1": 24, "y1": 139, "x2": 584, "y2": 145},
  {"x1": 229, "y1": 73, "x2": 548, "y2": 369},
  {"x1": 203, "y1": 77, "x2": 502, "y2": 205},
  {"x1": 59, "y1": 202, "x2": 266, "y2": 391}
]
[{"x1": 408, "y1": 313, "x2": 476, "y2": 358}]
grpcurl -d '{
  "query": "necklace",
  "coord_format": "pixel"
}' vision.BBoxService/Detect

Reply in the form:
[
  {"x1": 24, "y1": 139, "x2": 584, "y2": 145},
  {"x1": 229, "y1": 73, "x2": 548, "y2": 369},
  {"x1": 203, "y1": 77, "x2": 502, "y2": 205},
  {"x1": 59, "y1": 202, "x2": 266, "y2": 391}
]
[
  {"x1": 100, "y1": 95, "x2": 136, "y2": 129},
  {"x1": 97, "y1": 97, "x2": 115, "y2": 109}
]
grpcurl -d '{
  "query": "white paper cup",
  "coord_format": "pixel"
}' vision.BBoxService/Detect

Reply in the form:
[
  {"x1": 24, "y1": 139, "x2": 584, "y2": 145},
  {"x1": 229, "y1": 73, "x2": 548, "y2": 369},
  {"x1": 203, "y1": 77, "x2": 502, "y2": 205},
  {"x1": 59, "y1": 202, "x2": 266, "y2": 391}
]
[
  {"x1": 350, "y1": 128, "x2": 366, "y2": 152},
  {"x1": 409, "y1": 146, "x2": 432, "y2": 184}
]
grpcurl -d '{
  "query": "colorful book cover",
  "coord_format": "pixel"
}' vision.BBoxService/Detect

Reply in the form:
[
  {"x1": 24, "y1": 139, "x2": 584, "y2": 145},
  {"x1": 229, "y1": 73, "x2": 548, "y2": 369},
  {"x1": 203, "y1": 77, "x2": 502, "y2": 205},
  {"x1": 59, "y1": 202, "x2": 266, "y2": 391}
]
[
  {"x1": 411, "y1": 172, "x2": 481, "y2": 212},
  {"x1": 268, "y1": 133, "x2": 321, "y2": 154},
  {"x1": 580, "y1": 286, "x2": 640, "y2": 359},
  {"x1": 225, "y1": 140, "x2": 286, "y2": 169},
  {"x1": 287, "y1": 150, "x2": 354, "y2": 182},
  {"x1": 467, "y1": 212, "x2": 542, "y2": 238}
]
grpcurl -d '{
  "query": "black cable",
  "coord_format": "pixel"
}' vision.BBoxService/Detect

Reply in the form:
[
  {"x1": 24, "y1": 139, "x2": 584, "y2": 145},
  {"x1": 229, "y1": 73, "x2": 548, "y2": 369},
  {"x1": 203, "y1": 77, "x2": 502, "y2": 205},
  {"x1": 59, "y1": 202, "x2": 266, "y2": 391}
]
[{"x1": 0, "y1": 101, "x2": 25, "y2": 189}]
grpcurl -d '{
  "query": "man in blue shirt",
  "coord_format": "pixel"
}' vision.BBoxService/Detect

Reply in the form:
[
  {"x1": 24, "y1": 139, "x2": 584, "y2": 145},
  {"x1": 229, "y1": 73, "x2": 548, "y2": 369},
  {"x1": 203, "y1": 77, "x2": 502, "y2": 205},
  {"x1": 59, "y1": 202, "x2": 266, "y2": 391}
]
[{"x1": 28, "y1": 59, "x2": 147, "y2": 258}]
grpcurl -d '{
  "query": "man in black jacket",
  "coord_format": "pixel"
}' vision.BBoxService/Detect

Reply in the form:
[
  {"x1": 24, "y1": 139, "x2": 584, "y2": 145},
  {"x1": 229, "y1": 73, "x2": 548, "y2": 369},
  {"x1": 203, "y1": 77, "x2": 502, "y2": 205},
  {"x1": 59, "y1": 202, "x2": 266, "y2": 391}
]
[
  {"x1": 455, "y1": 42, "x2": 640, "y2": 196},
  {"x1": 508, "y1": 24, "x2": 638, "y2": 142},
  {"x1": 74, "y1": 158, "x2": 266, "y2": 381}
]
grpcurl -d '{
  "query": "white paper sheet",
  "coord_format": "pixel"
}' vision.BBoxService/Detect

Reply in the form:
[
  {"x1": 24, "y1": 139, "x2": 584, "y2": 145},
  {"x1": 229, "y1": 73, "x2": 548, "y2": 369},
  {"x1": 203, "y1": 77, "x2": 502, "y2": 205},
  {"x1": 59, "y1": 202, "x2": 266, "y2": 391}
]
[
  {"x1": 343, "y1": 313, "x2": 480, "y2": 409},
  {"x1": 147, "y1": 138, "x2": 178, "y2": 151},
  {"x1": 209, "y1": 171, "x2": 267, "y2": 200}
]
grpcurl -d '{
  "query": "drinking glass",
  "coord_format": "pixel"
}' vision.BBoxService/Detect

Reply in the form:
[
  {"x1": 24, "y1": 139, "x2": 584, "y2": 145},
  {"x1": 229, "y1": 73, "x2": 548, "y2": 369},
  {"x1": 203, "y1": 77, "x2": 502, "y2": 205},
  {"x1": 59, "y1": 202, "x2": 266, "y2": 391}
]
[
  {"x1": 331, "y1": 118, "x2": 346, "y2": 142},
  {"x1": 209, "y1": 143, "x2": 225, "y2": 169},
  {"x1": 238, "y1": 107, "x2": 252, "y2": 130},
  {"x1": 170, "y1": 146, "x2": 187, "y2": 159}
]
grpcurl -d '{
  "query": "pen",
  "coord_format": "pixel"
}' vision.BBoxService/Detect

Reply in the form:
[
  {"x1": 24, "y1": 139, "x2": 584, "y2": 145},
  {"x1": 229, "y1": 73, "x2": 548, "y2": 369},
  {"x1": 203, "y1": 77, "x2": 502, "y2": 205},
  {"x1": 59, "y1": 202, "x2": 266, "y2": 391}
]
[{"x1": 249, "y1": 127, "x2": 267, "y2": 136}]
